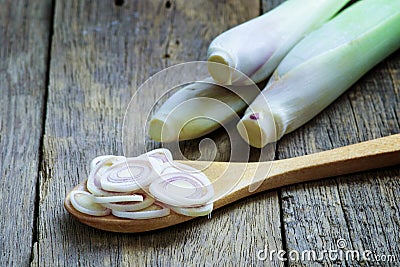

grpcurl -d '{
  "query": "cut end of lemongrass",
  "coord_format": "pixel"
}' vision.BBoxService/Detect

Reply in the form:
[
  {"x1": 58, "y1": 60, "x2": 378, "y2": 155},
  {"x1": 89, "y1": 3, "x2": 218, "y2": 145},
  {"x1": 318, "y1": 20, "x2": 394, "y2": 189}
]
[
  {"x1": 178, "y1": 118, "x2": 218, "y2": 141},
  {"x1": 149, "y1": 116, "x2": 218, "y2": 142},
  {"x1": 148, "y1": 117, "x2": 164, "y2": 142},
  {"x1": 237, "y1": 112, "x2": 276, "y2": 148},
  {"x1": 207, "y1": 51, "x2": 235, "y2": 84},
  {"x1": 148, "y1": 117, "x2": 176, "y2": 142}
]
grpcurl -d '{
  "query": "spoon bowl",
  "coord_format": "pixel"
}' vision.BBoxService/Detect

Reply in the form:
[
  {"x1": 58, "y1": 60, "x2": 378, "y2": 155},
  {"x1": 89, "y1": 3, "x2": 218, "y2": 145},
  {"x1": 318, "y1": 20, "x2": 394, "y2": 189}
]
[{"x1": 65, "y1": 134, "x2": 400, "y2": 233}]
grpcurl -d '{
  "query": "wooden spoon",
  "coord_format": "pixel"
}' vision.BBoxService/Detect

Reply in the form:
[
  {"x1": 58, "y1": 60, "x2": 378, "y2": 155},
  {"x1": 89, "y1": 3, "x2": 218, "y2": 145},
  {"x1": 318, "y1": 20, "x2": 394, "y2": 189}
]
[{"x1": 64, "y1": 134, "x2": 400, "y2": 233}]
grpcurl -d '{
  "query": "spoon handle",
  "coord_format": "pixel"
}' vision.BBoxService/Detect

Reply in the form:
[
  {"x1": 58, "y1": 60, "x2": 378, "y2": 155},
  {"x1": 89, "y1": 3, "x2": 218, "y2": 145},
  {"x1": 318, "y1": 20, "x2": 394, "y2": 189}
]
[
  {"x1": 193, "y1": 134, "x2": 400, "y2": 209},
  {"x1": 255, "y1": 133, "x2": 400, "y2": 193}
]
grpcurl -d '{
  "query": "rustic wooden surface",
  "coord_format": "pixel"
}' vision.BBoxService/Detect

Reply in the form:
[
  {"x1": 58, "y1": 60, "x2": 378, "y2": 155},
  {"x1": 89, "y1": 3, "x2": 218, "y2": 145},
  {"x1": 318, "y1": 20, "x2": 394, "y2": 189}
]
[
  {"x1": 0, "y1": 0, "x2": 52, "y2": 265},
  {"x1": 0, "y1": 0, "x2": 399, "y2": 266}
]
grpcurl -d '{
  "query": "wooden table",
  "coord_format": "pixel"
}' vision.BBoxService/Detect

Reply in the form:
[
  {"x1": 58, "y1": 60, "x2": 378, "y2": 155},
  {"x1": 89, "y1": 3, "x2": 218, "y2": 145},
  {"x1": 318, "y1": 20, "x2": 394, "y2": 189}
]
[{"x1": 1, "y1": 0, "x2": 399, "y2": 266}]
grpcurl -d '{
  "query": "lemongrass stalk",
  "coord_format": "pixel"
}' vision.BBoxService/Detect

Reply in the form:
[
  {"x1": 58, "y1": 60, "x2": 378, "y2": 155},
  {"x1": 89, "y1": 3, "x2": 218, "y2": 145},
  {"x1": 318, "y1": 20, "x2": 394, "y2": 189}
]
[
  {"x1": 149, "y1": 80, "x2": 260, "y2": 142},
  {"x1": 237, "y1": 0, "x2": 400, "y2": 148},
  {"x1": 207, "y1": 0, "x2": 350, "y2": 85}
]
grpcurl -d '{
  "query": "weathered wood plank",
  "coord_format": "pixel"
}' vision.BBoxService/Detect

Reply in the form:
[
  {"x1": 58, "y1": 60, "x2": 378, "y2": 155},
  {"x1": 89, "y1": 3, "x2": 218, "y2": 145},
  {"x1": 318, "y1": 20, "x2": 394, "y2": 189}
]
[
  {"x1": 38, "y1": 1, "x2": 283, "y2": 266},
  {"x1": 38, "y1": 1, "x2": 170, "y2": 265},
  {"x1": 261, "y1": 0, "x2": 283, "y2": 12},
  {"x1": 276, "y1": 29, "x2": 400, "y2": 267},
  {"x1": 0, "y1": 0, "x2": 52, "y2": 266}
]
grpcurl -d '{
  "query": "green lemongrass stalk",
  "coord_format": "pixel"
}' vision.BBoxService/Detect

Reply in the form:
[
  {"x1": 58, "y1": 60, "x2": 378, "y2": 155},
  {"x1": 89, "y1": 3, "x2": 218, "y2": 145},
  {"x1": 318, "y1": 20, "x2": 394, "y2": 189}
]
[
  {"x1": 237, "y1": 0, "x2": 400, "y2": 148},
  {"x1": 207, "y1": 0, "x2": 350, "y2": 85},
  {"x1": 149, "y1": 80, "x2": 260, "y2": 142}
]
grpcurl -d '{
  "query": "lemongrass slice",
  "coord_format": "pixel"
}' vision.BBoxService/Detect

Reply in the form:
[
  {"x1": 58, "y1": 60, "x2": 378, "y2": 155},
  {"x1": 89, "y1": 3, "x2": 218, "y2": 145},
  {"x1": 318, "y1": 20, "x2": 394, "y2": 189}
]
[
  {"x1": 149, "y1": 172, "x2": 214, "y2": 207},
  {"x1": 100, "y1": 158, "x2": 159, "y2": 192},
  {"x1": 145, "y1": 148, "x2": 173, "y2": 164},
  {"x1": 87, "y1": 156, "x2": 130, "y2": 196},
  {"x1": 70, "y1": 190, "x2": 111, "y2": 216},
  {"x1": 135, "y1": 148, "x2": 174, "y2": 175},
  {"x1": 161, "y1": 162, "x2": 209, "y2": 184},
  {"x1": 90, "y1": 155, "x2": 124, "y2": 172},
  {"x1": 93, "y1": 194, "x2": 143, "y2": 204},
  {"x1": 111, "y1": 202, "x2": 170, "y2": 219},
  {"x1": 169, "y1": 202, "x2": 213, "y2": 217},
  {"x1": 102, "y1": 193, "x2": 155, "y2": 212}
]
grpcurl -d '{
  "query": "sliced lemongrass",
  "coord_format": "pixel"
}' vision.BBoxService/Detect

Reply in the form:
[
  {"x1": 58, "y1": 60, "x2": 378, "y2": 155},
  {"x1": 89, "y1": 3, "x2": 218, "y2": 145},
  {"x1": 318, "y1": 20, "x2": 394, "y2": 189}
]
[
  {"x1": 87, "y1": 156, "x2": 131, "y2": 196},
  {"x1": 102, "y1": 194, "x2": 155, "y2": 212},
  {"x1": 145, "y1": 148, "x2": 173, "y2": 164},
  {"x1": 69, "y1": 190, "x2": 111, "y2": 216},
  {"x1": 111, "y1": 202, "x2": 170, "y2": 219},
  {"x1": 90, "y1": 155, "x2": 124, "y2": 172},
  {"x1": 133, "y1": 148, "x2": 174, "y2": 174},
  {"x1": 100, "y1": 158, "x2": 159, "y2": 192},
  {"x1": 169, "y1": 202, "x2": 213, "y2": 217},
  {"x1": 93, "y1": 194, "x2": 143, "y2": 204},
  {"x1": 161, "y1": 161, "x2": 205, "y2": 181},
  {"x1": 149, "y1": 172, "x2": 214, "y2": 207}
]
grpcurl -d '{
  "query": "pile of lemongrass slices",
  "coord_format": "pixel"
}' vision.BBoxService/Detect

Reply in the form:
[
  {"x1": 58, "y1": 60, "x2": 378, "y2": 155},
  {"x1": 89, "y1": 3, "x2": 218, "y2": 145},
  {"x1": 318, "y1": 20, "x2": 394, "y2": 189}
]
[{"x1": 69, "y1": 149, "x2": 215, "y2": 219}]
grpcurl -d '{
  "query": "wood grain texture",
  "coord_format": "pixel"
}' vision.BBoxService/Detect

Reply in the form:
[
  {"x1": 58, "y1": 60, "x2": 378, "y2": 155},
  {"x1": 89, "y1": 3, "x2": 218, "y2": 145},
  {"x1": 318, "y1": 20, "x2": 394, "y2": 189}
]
[
  {"x1": 37, "y1": 0, "x2": 283, "y2": 266},
  {"x1": 0, "y1": 0, "x2": 52, "y2": 266}
]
